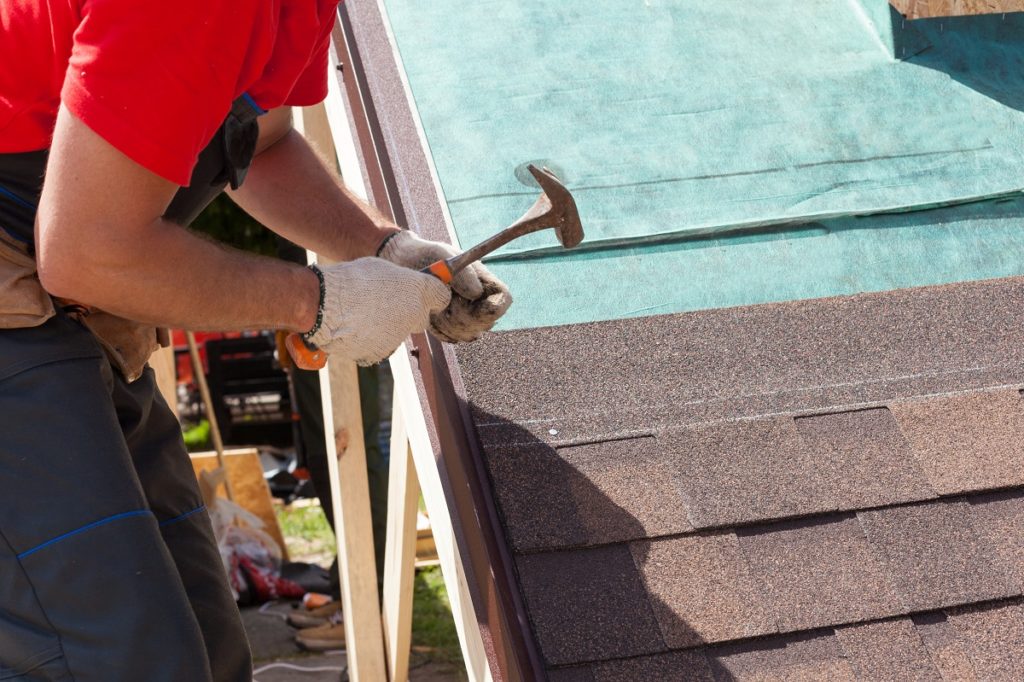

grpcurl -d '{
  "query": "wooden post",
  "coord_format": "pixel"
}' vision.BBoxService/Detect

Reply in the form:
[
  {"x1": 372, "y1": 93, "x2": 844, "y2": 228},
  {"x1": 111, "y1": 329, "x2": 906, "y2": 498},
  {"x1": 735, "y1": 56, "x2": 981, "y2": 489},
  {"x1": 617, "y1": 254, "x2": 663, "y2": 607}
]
[
  {"x1": 382, "y1": 396, "x2": 420, "y2": 682},
  {"x1": 151, "y1": 345, "x2": 178, "y2": 419},
  {"x1": 297, "y1": 100, "x2": 388, "y2": 681},
  {"x1": 389, "y1": 345, "x2": 493, "y2": 682}
]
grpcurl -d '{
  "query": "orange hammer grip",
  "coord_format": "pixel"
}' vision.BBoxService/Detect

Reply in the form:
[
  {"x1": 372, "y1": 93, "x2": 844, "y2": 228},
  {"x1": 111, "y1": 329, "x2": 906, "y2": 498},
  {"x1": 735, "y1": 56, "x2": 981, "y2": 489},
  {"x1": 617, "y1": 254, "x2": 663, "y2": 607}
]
[
  {"x1": 285, "y1": 333, "x2": 328, "y2": 370},
  {"x1": 423, "y1": 259, "x2": 454, "y2": 284}
]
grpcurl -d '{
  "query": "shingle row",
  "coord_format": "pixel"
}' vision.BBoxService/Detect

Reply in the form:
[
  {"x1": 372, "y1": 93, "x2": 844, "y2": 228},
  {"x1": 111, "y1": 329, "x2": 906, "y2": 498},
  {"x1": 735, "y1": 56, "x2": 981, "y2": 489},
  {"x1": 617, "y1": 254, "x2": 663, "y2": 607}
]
[
  {"x1": 517, "y1": 493, "x2": 1024, "y2": 665},
  {"x1": 546, "y1": 601, "x2": 1024, "y2": 681},
  {"x1": 487, "y1": 390, "x2": 1024, "y2": 552}
]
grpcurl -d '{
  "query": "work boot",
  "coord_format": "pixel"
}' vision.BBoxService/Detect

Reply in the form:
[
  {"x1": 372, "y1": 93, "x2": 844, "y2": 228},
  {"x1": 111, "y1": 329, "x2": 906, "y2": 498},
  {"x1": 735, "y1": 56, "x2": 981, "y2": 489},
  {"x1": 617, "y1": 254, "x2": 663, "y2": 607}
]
[
  {"x1": 295, "y1": 610, "x2": 346, "y2": 651},
  {"x1": 287, "y1": 600, "x2": 343, "y2": 629}
]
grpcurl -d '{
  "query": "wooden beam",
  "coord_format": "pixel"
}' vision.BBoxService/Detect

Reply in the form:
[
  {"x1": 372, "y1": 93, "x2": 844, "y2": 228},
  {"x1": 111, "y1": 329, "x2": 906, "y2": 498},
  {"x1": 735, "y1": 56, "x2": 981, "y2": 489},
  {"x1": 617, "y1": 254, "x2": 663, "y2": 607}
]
[
  {"x1": 389, "y1": 345, "x2": 493, "y2": 681},
  {"x1": 150, "y1": 345, "x2": 178, "y2": 419},
  {"x1": 297, "y1": 100, "x2": 388, "y2": 681},
  {"x1": 382, "y1": 396, "x2": 420, "y2": 682},
  {"x1": 890, "y1": 0, "x2": 1023, "y2": 18}
]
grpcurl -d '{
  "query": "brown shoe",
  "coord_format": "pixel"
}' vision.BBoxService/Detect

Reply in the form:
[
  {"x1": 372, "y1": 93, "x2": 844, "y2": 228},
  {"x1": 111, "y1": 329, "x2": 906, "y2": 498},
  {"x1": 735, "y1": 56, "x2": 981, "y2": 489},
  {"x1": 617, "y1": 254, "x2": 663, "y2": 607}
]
[
  {"x1": 295, "y1": 614, "x2": 346, "y2": 651},
  {"x1": 287, "y1": 600, "x2": 343, "y2": 629}
]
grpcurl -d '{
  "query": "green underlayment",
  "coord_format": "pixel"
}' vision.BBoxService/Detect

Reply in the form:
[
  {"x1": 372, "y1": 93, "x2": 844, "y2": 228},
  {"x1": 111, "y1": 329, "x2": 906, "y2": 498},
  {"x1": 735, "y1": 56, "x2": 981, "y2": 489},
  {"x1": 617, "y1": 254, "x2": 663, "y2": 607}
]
[{"x1": 379, "y1": 0, "x2": 1024, "y2": 329}]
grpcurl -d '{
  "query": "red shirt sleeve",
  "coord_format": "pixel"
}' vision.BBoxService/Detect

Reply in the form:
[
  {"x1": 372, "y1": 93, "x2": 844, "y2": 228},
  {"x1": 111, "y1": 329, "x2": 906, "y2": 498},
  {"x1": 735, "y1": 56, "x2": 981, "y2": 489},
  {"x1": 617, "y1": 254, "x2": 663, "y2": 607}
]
[
  {"x1": 283, "y1": 32, "x2": 331, "y2": 107},
  {"x1": 61, "y1": 0, "x2": 273, "y2": 185}
]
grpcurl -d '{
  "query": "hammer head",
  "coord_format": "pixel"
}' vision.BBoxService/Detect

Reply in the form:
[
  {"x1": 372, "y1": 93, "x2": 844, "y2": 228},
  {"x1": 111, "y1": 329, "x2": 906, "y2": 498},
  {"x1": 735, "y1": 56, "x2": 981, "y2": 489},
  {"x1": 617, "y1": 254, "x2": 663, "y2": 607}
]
[{"x1": 526, "y1": 164, "x2": 584, "y2": 248}]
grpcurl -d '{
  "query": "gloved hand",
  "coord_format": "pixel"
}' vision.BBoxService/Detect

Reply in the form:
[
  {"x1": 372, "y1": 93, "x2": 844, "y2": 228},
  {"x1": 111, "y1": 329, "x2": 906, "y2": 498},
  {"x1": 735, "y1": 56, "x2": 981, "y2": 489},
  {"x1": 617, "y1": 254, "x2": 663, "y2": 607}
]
[
  {"x1": 377, "y1": 230, "x2": 512, "y2": 343},
  {"x1": 307, "y1": 257, "x2": 451, "y2": 366}
]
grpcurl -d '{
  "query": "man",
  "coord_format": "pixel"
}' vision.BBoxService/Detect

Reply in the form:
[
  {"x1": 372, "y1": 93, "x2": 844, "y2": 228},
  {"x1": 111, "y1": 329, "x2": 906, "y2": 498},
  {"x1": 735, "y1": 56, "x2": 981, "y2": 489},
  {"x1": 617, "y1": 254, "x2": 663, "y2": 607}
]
[{"x1": 0, "y1": 1, "x2": 511, "y2": 679}]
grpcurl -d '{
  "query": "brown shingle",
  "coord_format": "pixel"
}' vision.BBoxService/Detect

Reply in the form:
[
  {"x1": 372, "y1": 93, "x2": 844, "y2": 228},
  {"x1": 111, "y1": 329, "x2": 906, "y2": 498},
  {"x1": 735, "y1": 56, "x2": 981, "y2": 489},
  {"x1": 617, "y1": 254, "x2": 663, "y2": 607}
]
[
  {"x1": 591, "y1": 650, "x2": 715, "y2": 682},
  {"x1": 562, "y1": 436, "x2": 693, "y2": 545},
  {"x1": 707, "y1": 632, "x2": 857, "y2": 681},
  {"x1": 631, "y1": 533, "x2": 776, "y2": 647},
  {"x1": 793, "y1": 408, "x2": 934, "y2": 507},
  {"x1": 516, "y1": 545, "x2": 665, "y2": 665},
  {"x1": 858, "y1": 500, "x2": 1016, "y2": 611},
  {"x1": 672, "y1": 419, "x2": 840, "y2": 528},
  {"x1": 738, "y1": 516, "x2": 901, "y2": 632},
  {"x1": 547, "y1": 668, "x2": 595, "y2": 682},
  {"x1": 891, "y1": 390, "x2": 1024, "y2": 495},
  {"x1": 458, "y1": 279, "x2": 1024, "y2": 436},
  {"x1": 483, "y1": 443, "x2": 588, "y2": 552},
  {"x1": 914, "y1": 613, "x2": 980, "y2": 681},
  {"x1": 968, "y1": 491, "x2": 1024, "y2": 591},
  {"x1": 945, "y1": 601, "x2": 1024, "y2": 680},
  {"x1": 835, "y1": 619, "x2": 941, "y2": 681}
]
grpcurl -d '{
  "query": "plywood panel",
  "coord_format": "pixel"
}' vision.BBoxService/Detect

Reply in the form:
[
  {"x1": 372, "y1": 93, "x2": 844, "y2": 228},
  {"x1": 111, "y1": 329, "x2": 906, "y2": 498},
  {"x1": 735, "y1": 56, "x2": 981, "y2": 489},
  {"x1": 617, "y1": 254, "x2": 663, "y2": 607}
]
[
  {"x1": 891, "y1": 0, "x2": 1024, "y2": 17},
  {"x1": 190, "y1": 448, "x2": 288, "y2": 558}
]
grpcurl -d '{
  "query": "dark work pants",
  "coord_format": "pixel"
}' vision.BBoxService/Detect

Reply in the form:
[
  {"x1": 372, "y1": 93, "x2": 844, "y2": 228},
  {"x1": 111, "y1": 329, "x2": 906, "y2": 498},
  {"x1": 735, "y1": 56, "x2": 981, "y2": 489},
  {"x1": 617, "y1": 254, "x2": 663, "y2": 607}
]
[{"x1": 0, "y1": 313, "x2": 251, "y2": 681}]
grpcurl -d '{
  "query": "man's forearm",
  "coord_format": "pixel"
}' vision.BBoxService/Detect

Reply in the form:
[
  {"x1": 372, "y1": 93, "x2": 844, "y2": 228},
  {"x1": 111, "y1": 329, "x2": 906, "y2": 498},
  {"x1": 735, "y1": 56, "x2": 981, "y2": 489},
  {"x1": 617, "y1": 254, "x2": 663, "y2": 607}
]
[
  {"x1": 227, "y1": 128, "x2": 398, "y2": 261},
  {"x1": 37, "y1": 106, "x2": 320, "y2": 333},
  {"x1": 43, "y1": 219, "x2": 320, "y2": 332}
]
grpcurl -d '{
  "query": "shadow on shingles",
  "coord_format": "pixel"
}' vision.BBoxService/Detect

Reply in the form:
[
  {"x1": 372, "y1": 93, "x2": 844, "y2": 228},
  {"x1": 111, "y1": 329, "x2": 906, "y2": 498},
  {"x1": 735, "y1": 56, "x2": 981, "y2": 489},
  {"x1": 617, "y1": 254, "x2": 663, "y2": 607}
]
[
  {"x1": 900, "y1": 11, "x2": 1024, "y2": 114},
  {"x1": 469, "y1": 408, "x2": 740, "y2": 680}
]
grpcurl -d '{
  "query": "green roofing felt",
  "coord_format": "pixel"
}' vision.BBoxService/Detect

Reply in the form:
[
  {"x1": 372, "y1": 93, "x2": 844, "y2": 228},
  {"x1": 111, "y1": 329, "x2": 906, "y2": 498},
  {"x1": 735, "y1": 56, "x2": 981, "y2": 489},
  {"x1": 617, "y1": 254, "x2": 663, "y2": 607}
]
[{"x1": 379, "y1": 0, "x2": 1024, "y2": 329}]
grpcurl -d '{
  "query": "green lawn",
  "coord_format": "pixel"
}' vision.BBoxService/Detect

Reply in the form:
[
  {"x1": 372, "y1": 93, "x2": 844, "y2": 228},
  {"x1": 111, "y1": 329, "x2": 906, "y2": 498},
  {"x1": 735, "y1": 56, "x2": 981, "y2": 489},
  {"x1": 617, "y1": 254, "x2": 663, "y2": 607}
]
[{"x1": 275, "y1": 502, "x2": 465, "y2": 673}]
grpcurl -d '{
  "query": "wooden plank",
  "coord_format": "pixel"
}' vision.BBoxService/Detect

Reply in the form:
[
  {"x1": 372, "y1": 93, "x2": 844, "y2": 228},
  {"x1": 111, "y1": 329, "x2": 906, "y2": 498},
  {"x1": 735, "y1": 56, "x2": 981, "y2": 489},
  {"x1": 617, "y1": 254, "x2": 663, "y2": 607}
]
[
  {"x1": 382, "y1": 396, "x2": 420, "y2": 682},
  {"x1": 190, "y1": 448, "x2": 288, "y2": 557},
  {"x1": 297, "y1": 100, "x2": 388, "y2": 682},
  {"x1": 150, "y1": 345, "x2": 178, "y2": 419},
  {"x1": 389, "y1": 344, "x2": 493, "y2": 682},
  {"x1": 890, "y1": 0, "x2": 1023, "y2": 18},
  {"x1": 319, "y1": 357, "x2": 388, "y2": 681}
]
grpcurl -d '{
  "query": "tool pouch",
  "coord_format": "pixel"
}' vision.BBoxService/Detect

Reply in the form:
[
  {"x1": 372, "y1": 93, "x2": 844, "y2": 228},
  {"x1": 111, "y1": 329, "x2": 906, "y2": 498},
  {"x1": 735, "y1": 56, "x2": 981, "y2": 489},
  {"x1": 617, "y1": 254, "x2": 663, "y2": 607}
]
[
  {"x1": 0, "y1": 231, "x2": 55, "y2": 328},
  {"x1": 76, "y1": 311, "x2": 166, "y2": 383}
]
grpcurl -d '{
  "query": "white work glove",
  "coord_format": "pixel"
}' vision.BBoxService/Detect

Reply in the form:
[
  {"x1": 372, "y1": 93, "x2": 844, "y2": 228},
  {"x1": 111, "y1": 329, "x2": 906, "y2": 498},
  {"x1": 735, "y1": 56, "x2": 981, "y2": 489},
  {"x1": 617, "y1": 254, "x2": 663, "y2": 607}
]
[
  {"x1": 307, "y1": 258, "x2": 451, "y2": 366},
  {"x1": 377, "y1": 230, "x2": 512, "y2": 343}
]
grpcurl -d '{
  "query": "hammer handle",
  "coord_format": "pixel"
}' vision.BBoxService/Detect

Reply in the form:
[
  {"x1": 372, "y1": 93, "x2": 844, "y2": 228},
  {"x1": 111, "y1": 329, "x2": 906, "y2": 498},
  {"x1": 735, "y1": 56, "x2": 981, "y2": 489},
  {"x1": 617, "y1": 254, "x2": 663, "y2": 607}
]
[
  {"x1": 284, "y1": 332, "x2": 328, "y2": 370},
  {"x1": 422, "y1": 259, "x2": 455, "y2": 284}
]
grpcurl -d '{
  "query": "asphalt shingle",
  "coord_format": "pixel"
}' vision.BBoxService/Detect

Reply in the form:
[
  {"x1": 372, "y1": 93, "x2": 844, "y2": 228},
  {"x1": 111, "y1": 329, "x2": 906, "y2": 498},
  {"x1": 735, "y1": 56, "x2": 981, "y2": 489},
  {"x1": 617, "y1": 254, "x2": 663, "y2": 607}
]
[
  {"x1": 562, "y1": 436, "x2": 693, "y2": 545},
  {"x1": 672, "y1": 418, "x2": 838, "y2": 528},
  {"x1": 858, "y1": 501, "x2": 1016, "y2": 611},
  {"x1": 945, "y1": 601, "x2": 1024, "y2": 681},
  {"x1": 914, "y1": 613, "x2": 980, "y2": 681},
  {"x1": 592, "y1": 650, "x2": 715, "y2": 682},
  {"x1": 835, "y1": 619, "x2": 941, "y2": 681},
  {"x1": 969, "y1": 491, "x2": 1024, "y2": 591},
  {"x1": 891, "y1": 389, "x2": 1024, "y2": 495},
  {"x1": 516, "y1": 545, "x2": 665, "y2": 665},
  {"x1": 738, "y1": 516, "x2": 902, "y2": 631},
  {"x1": 793, "y1": 408, "x2": 934, "y2": 507},
  {"x1": 706, "y1": 632, "x2": 857, "y2": 681},
  {"x1": 631, "y1": 533, "x2": 776, "y2": 647}
]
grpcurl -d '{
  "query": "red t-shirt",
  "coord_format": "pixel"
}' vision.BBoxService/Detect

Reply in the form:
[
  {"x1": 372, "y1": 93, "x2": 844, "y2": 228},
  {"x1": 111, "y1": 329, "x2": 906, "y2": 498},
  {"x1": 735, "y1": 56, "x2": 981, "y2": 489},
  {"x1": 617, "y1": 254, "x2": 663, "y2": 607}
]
[{"x1": 0, "y1": 0, "x2": 339, "y2": 185}]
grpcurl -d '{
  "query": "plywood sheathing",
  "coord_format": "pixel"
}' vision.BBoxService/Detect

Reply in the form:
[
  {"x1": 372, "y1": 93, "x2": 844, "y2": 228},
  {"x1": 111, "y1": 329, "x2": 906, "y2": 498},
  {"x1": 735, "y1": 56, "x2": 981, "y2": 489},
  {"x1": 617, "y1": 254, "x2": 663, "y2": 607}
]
[{"x1": 891, "y1": 0, "x2": 1024, "y2": 18}]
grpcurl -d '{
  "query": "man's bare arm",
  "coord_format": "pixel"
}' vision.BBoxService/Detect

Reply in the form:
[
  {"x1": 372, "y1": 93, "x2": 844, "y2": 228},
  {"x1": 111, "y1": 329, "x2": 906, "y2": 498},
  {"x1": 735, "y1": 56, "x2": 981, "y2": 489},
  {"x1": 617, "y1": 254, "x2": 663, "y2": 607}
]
[
  {"x1": 226, "y1": 107, "x2": 398, "y2": 262},
  {"x1": 36, "y1": 105, "x2": 320, "y2": 332}
]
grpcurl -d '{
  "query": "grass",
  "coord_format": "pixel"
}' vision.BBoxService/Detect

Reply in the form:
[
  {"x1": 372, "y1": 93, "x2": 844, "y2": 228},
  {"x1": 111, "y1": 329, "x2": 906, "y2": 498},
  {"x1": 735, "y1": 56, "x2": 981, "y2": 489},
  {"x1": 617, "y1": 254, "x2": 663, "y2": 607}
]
[{"x1": 275, "y1": 501, "x2": 465, "y2": 675}]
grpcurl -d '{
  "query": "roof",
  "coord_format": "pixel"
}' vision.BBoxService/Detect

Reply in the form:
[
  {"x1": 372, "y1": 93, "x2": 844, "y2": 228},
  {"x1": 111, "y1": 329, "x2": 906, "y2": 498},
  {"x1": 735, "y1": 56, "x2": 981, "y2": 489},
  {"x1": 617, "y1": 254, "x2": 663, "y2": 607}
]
[
  {"x1": 454, "y1": 276, "x2": 1024, "y2": 679},
  {"x1": 376, "y1": 0, "x2": 1024, "y2": 328}
]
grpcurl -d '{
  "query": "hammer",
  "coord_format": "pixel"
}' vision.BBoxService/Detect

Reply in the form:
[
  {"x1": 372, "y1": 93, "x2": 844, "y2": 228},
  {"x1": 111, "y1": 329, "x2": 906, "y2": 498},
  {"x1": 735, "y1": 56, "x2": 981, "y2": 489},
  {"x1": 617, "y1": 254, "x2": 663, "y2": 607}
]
[{"x1": 286, "y1": 164, "x2": 583, "y2": 370}]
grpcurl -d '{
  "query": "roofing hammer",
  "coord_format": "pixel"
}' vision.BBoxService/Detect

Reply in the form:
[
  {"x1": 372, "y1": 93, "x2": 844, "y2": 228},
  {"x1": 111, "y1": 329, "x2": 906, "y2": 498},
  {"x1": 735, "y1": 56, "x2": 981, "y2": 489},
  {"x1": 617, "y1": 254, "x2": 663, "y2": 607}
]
[{"x1": 286, "y1": 164, "x2": 583, "y2": 370}]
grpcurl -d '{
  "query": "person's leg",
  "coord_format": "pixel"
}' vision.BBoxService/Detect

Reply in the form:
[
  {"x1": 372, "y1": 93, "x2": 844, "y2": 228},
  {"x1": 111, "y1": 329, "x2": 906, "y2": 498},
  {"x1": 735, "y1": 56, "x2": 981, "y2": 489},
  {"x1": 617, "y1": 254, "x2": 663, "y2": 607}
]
[
  {"x1": 0, "y1": 314, "x2": 214, "y2": 680},
  {"x1": 116, "y1": 362, "x2": 252, "y2": 682}
]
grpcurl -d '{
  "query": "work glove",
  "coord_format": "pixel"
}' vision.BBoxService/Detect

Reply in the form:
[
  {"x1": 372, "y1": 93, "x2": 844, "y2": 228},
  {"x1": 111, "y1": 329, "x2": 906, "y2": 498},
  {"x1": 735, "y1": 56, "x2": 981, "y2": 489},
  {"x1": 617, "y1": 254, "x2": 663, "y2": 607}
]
[
  {"x1": 307, "y1": 258, "x2": 451, "y2": 366},
  {"x1": 377, "y1": 230, "x2": 512, "y2": 343}
]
